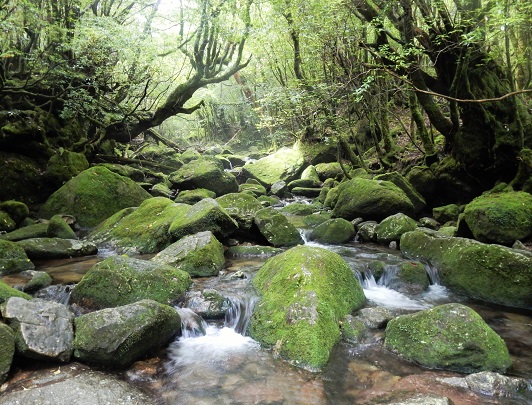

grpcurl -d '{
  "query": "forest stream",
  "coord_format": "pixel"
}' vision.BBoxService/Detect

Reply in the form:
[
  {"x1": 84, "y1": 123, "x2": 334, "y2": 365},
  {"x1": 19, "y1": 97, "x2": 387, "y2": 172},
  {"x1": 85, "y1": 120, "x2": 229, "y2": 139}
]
[{"x1": 2, "y1": 229, "x2": 531, "y2": 405}]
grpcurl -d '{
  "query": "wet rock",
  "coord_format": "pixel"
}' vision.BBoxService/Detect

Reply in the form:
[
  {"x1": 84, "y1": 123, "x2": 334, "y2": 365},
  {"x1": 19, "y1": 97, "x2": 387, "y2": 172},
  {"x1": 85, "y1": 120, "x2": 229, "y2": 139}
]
[
  {"x1": 16, "y1": 270, "x2": 53, "y2": 293},
  {"x1": 2, "y1": 297, "x2": 74, "y2": 362},
  {"x1": 251, "y1": 245, "x2": 366, "y2": 369},
  {"x1": 462, "y1": 191, "x2": 532, "y2": 245},
  {"x1": 0, "y1": 322, "x2": 15, "y2": 384},
  {"x1": 357, "y1": 221, "x2": 378, "y2": 242},
  {"x1": 400, "y1": 228, "x2": 532, "y2": 309},
  {"x1": 331, "y1": 177, "x2": 415, "y2": 221},
  {"x1": 168, "y1": 198, "x2": 238, "y2": 241},
  {"x1": 184, "y1": 289, "x2": 231, "y2": 319},
  {"x1": 391, "y1": 262, "x2": 430, "y2": 294},
  {"x1": 357, "y1": 307, "x2": 394, "y2": 329},
  {"x1": 384, "y1": 393, "x2": 453, "y2": 405},
  {"x1": 242, "y1": 146, "x2": 306, "y2": 187},
  {"x1": 340, "y1": 314, "x2": 368, "y2": 344},
  {"x1": 40, "y1": 166, "x2": 151, "y2": 228},
  {"x1": 169, "y1": 157, "x2": 238, "y2": 196},
  {"x1": 270, "y1": 180, "x2": 287, "y2": 197},
  {"x1": 376, "y1": 213, "x2": 418, "y2": 245},
  {"x1": 225, "y1": 245, "x2": 282, "y2": 258},
  {"x1": 73, "y1": 299, "x2": 180, "y2": 367},
  {"x1": 70, "y1": 256, "x2": 191, "y2": 310},
  {"x1": 216, "y1": 192, "x2": 263, "y2": 230},
  {"x1": 464, "y1": 371, "x2": 529, "y2": 397},
  {"x1": 174, "y1": 188, "x2": 216, "y2": 204},
  {"x1": 16, "y1": 238, "x2": 97, "y2": 259},
  {"x1": 151, "y1": 231, "x2": 225, "y2": 277},
  {"x1": 309, "y1": 218, "x2": 356, "y2": 244},
  {"x1": 0, "y1": 364, "x2": 157, "y2": 405},
  {"x1": 384, "y1": 303, "x2": 511, "y2": 373},
  {"x1": 0, "y1": 239, "x2": 34, "y2": 275},
  {"x1": 253, "y1": 207, "x2": 304, "y2": 247},
  {"x1": 88, "y1": 197, "x2": 184, "y2": 254}
]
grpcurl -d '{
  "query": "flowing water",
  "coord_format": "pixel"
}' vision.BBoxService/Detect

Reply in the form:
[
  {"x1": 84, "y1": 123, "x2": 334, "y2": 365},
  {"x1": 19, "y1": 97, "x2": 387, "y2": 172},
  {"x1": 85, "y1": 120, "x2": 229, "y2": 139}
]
[{"x1": 3, "y1": 238, "x2": 532, "y2": 404}]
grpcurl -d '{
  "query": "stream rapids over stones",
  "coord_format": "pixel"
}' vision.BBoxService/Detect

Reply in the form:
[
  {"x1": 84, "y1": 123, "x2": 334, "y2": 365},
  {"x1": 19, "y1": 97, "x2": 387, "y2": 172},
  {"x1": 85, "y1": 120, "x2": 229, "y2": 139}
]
[{"x1": 1, "y1": 219, "x2": 531, "y2": 405}]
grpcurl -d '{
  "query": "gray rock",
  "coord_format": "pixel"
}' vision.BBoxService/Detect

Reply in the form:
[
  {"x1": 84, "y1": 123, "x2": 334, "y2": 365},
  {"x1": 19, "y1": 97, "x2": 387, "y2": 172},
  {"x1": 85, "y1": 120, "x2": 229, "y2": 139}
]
[
  {"x1": 0, "y1": 366, "x2": 156, "y2": 405},
  {"x1": 357, "y1": 307, "x2": 393, "y2": 329},
  {"x1": 184, "y1": 289, "x2": 231, "y2": 319},
  {"x1": 270, "y1": 180, "x2": 287, "y2": 197},
  {"x1": 151, "y1": 231, "x2": 225, "y2": 277},
  {"x1": 2, "y1": 297, "x2": 74, "y2": 362},
  {"x1": 73, "y1": 299, "x2": 180, "y2": 367},
  {"x1": 385, "y1": 393, "x2": 453, "y2": 405},
  {"x1": 16, "y1": 238, "x2": 97, "y2": 259},
  {"x1": 465, "y1": 371, "x2": 529, "y2": 397},
  {"x1": 357, "y1": 221, "x2": 378, "y2": 242}
]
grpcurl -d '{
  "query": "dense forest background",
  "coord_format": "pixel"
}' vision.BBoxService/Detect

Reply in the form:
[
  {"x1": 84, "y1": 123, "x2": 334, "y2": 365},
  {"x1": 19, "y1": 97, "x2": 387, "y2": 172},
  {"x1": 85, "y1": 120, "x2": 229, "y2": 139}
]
[{"x1": 1, "y1": 0, "x2": 531, "y2": 204}]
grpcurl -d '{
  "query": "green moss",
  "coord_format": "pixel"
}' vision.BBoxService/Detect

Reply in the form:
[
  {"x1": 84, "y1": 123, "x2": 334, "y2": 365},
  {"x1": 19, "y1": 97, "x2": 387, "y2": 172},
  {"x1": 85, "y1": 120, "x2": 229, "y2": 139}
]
[
  {"x1": 0, "y1": 201, "x2": 29, "y2": 224},
  {"x1": 0, "y1": 280, "x2": 32, "y2": 303},
  {"x1": 45, "y1": 150, "x2": 89, "y2": 187},
  {"x1": 70, "y1": 256, "x2": 191, "y2": 310},
  {"x1": 250, "y1": 245, "x2": 366, "y2": 369},
  {"x1": 0, "y1": 211, "x2": 16, "y2": 232},
  {"x1": 384, "y1": 303, "x2": 511, "y2": 373},
  {"x1": 239, "y1": 182, "x2": 267, "y2": 196},
  {"x1": 216, "y1": 193, "x2": 263, "y2": 229},
  {"x1": 303, "y1": 212, "x2": 332, "y2": 227},
  {"x1": 463, "y1": 191, "x2": 532, "y2": 245},
  {"x1": 375, "y1": 213, "x2": 417, "y2": 244},
  {"x1": 89, "y1": 198, "x2": 187, "y2": 254},
  {"x1": 280, "y1": 202, "x2": 316, "y2": 216},
  {"x1": 0, "y1": 223, "x2": 48, "y2": 242},
  {"x1": 47, "y1": 215, "x2": 77, "y2": 239},
  {"x1": 40, "y1": 166, "x2": 151, "y2": 228},
  {"x1": 0, "y1": 322, "x2": 15, "y2": 384},
  {"x1": 0, "y1": 240, "x2": 35, "y2": 275},
  {"x1": 433, "y1": 204, "x2": 462, "y2": 223},
  {"x1": 398, "y1": 261, "x2": 430, "y2": 288},
  {"x1": 174, "y1": 188, "x2": 216, "y2": 204},
  {"x1": 309, "y1": 218, "x2": 356, "y2": 244},
  {"x1": 254, "y1": 208, "x2": 304, "y2": 247}
]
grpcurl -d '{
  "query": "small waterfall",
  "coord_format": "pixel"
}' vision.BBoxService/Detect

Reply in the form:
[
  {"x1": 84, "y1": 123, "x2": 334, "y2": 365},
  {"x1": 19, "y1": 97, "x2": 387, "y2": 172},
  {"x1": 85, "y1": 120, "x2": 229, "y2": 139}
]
[
  {"x1": 176, "y1": 307, "x2": 208, "y2": 338},
  {"x1": 33, "y1": 285, "x2": 73, "y2": 305},
  {"x1": 224, "y1": 296, "x2": 258, "y2": 335},
  {"x1": 424, "y1": 262, "x2": 441, "y2": 285}
]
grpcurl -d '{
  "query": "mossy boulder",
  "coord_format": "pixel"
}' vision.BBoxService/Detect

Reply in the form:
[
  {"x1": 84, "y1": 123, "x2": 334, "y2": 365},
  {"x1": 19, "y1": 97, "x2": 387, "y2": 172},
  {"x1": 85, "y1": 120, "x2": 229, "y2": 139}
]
[
  {"x1": 357, "y1": 221, "x2": 379, "y2": 242},
  {"x1": 44, "y1": 150, "x2": 89, "y2": 187},
  {"x1": 0, "y1": 211, "x2": 16, "y2": 232},
  {"x1": 151, "y1": 231, "x2": 224, "y2": 277},
  {"x1": 387, "y1": 261, "x2": 431, "y2": 294},
  {"x1": 0, "y1": 280, "x2": 31, "y2": 303},
  {"x1": 400, "y1": 229, "x2": 532, "y2": 309},
  {"x1": 16, "y1": 238, "x2": 97, "y2": 260},
  {"x1": 168, "y1": 198, "x2": 238, "y2": 241},
  {"x1": 40, "y1": 166, "x2": 151, "y2": 228},
  {"x1": 168, "y1": 158, "x2": 238, "y2": 196},
  {"x1": 216, "y1": 193, "x2": 263, "y2": 230},
  {"x1": 174, "y1": 188, "x2": 216, "y2": 204},
  {"x1": 16, "y1": 270, "x2": 53, "y2": 293},
  {"x1": 96, "y1": 163, "x2": 147, "y2": 182},
  {"x1": 291, "y1": 187, "x2": 322, "y2": 198},
  {"x1": 308, "y1": 218, "x2": 356, "y2": 244},
  {"x1": 0, "y1": 322, "x2": 15, "y2": 384},
  {"x1": 375, "y1": 213, "x2": 418, "y2": 245},
  {"x1": 331, "y1": 178, "x2": 415, "y2": 221},
  {"x1": 314, "y1": 162, "x2": 344, "y2": 181},
  {"x1": 0, "y1": 200, "x2": 29, "y2": 225},
  {"x1": 242, "y1": 147, "x2": 306, "y2": 187},
  {"x1": 47, "y1": 215, "x2": 77, "y2": 239},
  {"x1": 133, "y1": 145, "x2": 184, "y2": 173},
  {"x1": 433, "y1": 204, "x2": 462, "y2": 223},
  {"x1": 375, "y1": 171, "x2": 426, "y2": 214},
  {"x1": 462, "y1": 191, "x2": 532, "y2": 245},
  {"x1": 0, "y1": 223, "x2": 48, "y2": 242},
  {"x1": 384, "y1": 303, "x2": 511, "y2": 373},
  {"x1": 250, "y1": 245, "x2": 366, "y2": 370},
  {"x1": 88, "y1": 197, "x2": 187, "y2": 254},
  {"x1": 280, "y1": 202, "x2": 317, "y2": 216},
  {"x1": 0, "y1": 239, "x2": 34, "y2": 275},
  {"x1": 73, "y1": 299, "x2": 180, "y2": 368},
  {"x1": 303, "y1": 212, "x2": 332, "y2": 227},
  {"x1": 253, "y1": 208, "x2": 304, "y2": 247},
  {"x1": 70, "y1": 256, "x2": 191, "y2": 310},
  {"x1": 239, "y1": 181, "x2": 267, "y2": 196}
]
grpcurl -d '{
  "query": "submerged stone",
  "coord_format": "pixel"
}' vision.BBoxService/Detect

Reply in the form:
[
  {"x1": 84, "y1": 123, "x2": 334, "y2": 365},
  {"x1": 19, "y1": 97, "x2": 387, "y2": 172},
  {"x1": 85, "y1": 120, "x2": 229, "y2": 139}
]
[
  {"x1": 250, "y1": 245, "x2": 366, "y2": 370},
  {"x1": 384, "y1": 303, "x2": 511, "y2": 373}
]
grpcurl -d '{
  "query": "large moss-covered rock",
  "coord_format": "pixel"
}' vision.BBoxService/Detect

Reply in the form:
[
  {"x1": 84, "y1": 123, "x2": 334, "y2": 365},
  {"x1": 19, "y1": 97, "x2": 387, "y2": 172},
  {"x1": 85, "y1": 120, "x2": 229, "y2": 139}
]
[
  {"x1": 242, "y1": 147, "x2": 306, "y2": 187},
  {"x1": 375, "y1": 171, "x2": 426, "y2": 214},
  {"x1": 433, "y1": 204, "x2": 462, "y2": 223},
  {"x1": 73, "y1": 299, "x2": 180, "y2": 367},
  {"x1": 308, "y1": 218, "x2": 356, "y2": 244},
  {"x1": 463, "y1": 191, "x2": 532, "y2": 245},
  {"x1": 47, "y1": 215, "x2": 77, "y2": 239},
  {"x1": 400, "y1": 229, "x2": 532, "y2": 309},
  {"x1": 0, "y1": 223, "x2": 48, "y2": 242},
  {"x1": 0, "y1": 322, "x2": 14, "y2": 384},
  {"x1": 2, "y1": 297, "x2": 74, "y2": 363},
  {"x1": 253, "y1": 208, "x2": 304, "y2": 247},
  {"x1": 384, "y1": 303, "x2": 511, "y2": 373},
  {"x1": 88, "y1": 197, "x2": 188, "y2": 254},
  {"x1": 0, "y1": 210, "x2": 15, "y2": 232},
  {"x1": 151, "y1": 231, "x2": 224, "y2": 277},
  {"x1": 168, "y1": 198, "x2": 238, "y2": 241},
  {"x1": 44, "y1": 150, "x2": 89, "y2": 187},
  {"x1": 0, "y1": 280, "x2": 31, "y2": 303},
  {"x1": 174, "y1": 188, "x2": 216, "y2": 204},
  {"x1": 375, "y1": 213, "x2": 418, "y2": 245},
  {"x1": 216, "y1": 193, "x2": 263, "y2": 230},
  {"x1": 16, "y1": 238, "x2": 97, "y2": 259},
  {"x1": 279, "y1": 202, "x2": 317, "y2": 216},
  {"x1": 70, "y1": 256, "x2": 191, "y2": 310},
  {"x1": 331, "y1": 178, "x2": 415, "y2": 221},
  {"x1": 0, "y1": 239, "x2": 34, "y2": 275},
  {"x1": 169, "y1": 158, "x2": 238, "y2": 196},
  {"x1": 250, "y1": 245, "x2": 366, "y2": 369},
  {"x1": 314, "y1": 162, "x2": 344, "y2": 181},
  {"x1": 40, "y1": 166, "x2": 151, "y2": 228},
  {"x1": 0, "y1": 200, "x2": 29, "y2": 225}
]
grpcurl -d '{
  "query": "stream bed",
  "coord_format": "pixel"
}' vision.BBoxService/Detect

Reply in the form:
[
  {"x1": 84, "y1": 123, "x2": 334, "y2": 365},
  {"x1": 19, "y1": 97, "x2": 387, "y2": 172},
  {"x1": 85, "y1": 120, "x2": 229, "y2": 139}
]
[{"x1": 2, "y1": 240, "x2": 532, "y2": 404}]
